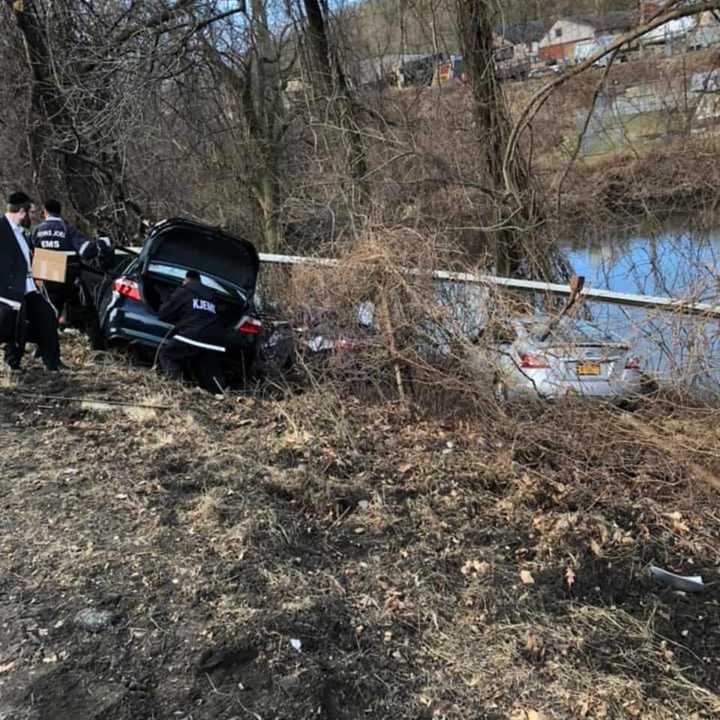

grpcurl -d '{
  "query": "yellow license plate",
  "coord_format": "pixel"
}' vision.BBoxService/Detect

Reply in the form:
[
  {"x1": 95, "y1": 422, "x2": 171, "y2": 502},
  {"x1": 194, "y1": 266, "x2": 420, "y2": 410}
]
[{"x1": 577, "y1": 363, "x2": 601, "y2": 376}]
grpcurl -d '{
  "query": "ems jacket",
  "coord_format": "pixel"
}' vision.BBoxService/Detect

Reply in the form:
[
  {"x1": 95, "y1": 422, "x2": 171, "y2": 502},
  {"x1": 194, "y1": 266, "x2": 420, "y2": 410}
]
[
  {"x1": 158, "y1": 280, "x2": 226, "y2": 352},
  {"x1": 31, "y1": 216, "x2": 110, "y2": 261},
  {"x1": 0, "y1": 216, "x2": 31, "y2": 310}
]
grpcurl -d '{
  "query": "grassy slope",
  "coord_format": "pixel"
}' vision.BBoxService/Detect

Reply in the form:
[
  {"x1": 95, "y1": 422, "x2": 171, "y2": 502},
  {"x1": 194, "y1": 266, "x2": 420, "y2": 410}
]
[
  {"x1": 0, "y1": 334, "x2": 719, "y2": 719},
  {"x1": 367, "y1": 48, "x2": 720, "y2": 235}
]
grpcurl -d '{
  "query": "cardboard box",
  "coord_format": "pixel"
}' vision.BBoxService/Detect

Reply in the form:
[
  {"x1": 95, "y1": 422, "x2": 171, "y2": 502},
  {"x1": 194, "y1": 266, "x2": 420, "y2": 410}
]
[{"x1": 32, "y1": 248, "x2": 68, "y2": 283}]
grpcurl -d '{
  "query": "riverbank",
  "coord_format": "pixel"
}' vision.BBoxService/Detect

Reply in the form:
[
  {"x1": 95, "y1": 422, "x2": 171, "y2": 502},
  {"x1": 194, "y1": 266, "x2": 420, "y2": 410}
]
[
  {"x1": 551, "y1": 134, "x2": 720, "y2": 225},
  {"x1": 1, "y1": 334, "x2": 719, "y2": 719},
  {"x1": 382, "y1": 49, "x2": 720, "y2": 237}
]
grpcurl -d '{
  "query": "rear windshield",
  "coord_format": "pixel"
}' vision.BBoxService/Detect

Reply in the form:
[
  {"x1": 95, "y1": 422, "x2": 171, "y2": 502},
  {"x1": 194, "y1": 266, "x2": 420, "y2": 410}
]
[
  {"x1": 147, "y1": 263, "x2": 240, "y2": 300},
  {"x1": 150, "y1": 228, "x2": 258, "y2": 294},
  {"x1": 524, "y1": 317, "x2": 622, "y2": 344}
]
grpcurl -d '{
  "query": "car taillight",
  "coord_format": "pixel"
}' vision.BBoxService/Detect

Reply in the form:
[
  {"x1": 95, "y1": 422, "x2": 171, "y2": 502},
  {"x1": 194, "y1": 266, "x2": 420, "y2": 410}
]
[
  {"x1": 625, "y1": 356, "x2": 641, "y2": 370},
  {"x1": 112, "y1": 277, "x2": 141, "y2": 301},
  {"x1": 236, "y1": 316, "x2": 262, "y2": 335},
  {"x1": 520, "y1": 353, "x2": 550, "y2": 369}
]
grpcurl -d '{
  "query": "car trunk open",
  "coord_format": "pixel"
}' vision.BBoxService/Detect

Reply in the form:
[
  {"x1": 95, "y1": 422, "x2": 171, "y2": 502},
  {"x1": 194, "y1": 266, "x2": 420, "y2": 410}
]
[
  {"x1": 141, "y1": 219, "x2": 258, "y2": 294},
  {"x1": 138, "y1": 218, "x2": 260, "y2": 330},
  {"x1": 142, "y1": 266, "x2": 252, "y2": 334}
]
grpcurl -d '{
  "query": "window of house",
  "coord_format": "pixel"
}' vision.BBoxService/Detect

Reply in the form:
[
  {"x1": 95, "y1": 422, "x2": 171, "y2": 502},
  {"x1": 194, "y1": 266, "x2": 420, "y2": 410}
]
[{"x1": 555, "y1": 27, "x2": 563, "y2": 38}]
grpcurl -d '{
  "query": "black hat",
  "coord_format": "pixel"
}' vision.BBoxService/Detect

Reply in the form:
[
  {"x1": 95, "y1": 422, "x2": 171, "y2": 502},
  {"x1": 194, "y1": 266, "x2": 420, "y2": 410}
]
[{"x1": 7, "y1": 191, "x2": 33, "y2": 207}]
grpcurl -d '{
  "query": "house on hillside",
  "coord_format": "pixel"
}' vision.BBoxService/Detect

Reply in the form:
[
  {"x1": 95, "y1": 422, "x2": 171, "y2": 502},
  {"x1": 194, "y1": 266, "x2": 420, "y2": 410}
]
[
  {"x1": 491, "y1": 33, "x2": 528, "y2": 80},
  {"x1": 641, "y1": 9, "x2": 720, "y2": 49},
  {"x1": 641, "y1": 15, "x2": 695, "y2": 46},
  {"x1": 637, "y1": 2, "x2": 720, "y2": 50},
  {"x1": 689, "y1": 12, "x2": 720, "y2": 49},
  {"x1": 538, "y1": 13, "x2": 636, "y2": 63},
  {"x1": 495, "y1": 20, "x2": 550, "y2": 64}
]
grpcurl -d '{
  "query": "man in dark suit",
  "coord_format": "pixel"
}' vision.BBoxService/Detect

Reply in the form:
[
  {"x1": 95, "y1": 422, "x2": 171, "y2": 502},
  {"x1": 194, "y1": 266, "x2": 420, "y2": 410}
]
[{"x1": 0, "y1": 191, "x2": 61, "y2": 371}]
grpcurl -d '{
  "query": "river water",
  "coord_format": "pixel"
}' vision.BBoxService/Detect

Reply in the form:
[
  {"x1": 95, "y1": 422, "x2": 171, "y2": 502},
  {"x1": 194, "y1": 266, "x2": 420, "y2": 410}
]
[{"x1": 564, "y1": 217, "x2": 720, "y2": 388}]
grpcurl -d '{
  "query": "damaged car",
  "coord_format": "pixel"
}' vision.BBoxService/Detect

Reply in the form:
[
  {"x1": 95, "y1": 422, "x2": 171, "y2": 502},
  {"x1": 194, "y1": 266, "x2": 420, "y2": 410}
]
[
  {"x1": 83, "y1": 218, "x2": 265, "y2": 378},
  {"x1": 481, "y1": 314, "x2": 649, "y2": 403}
]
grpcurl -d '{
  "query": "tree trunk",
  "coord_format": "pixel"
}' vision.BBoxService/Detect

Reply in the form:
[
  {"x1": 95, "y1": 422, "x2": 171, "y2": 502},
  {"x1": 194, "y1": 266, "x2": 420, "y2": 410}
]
[
  {"x1": 6, "y1": 1, "x2": 134, "y2": 231},
  {"x1": 456, "y1": 0, "x2": 550, "y2": 279},
  {"x1": 10, "y1": 1, "x2": 66, "y2": 201},
  {"x1": 250, "y1": 0, "x2": 283, "y2": 252},
  {"x1": 302, "y1": 0, "x2": 334, "y2": 94},
  {"x1": 301, "y1": 0, "x2": 368, "y2": 200}
]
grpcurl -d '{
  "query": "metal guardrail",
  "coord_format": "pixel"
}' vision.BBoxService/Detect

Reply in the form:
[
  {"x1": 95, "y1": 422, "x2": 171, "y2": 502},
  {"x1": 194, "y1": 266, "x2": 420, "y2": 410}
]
[
  {"x1": 258, "y1": 252, "x2": 720, "y2": 319},
  {"x1": 125, "y1": 246, "x2": 720, "y2": 318}
]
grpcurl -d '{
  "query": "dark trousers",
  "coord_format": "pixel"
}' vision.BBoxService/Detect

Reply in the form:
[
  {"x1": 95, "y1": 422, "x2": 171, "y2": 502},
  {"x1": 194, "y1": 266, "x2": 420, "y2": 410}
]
[
  {"x1": 45, "y1": 268, "x2": 80, "y2": 322},
  {"x1": 45, "y1": 281, "x2": 68, "y2": 320},
  {"x1": 158, "y1": 338, "x2": 226, "y2": 394},
  {"x1": 4, "y1": 292, "x2": 61, "y2": 370}
]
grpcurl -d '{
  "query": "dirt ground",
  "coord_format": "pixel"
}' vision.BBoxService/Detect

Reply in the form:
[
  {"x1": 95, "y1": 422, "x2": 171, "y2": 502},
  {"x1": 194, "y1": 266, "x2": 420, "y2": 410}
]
[{"x1": 1, "y1": 334, "x2": 719, "y2": 720}]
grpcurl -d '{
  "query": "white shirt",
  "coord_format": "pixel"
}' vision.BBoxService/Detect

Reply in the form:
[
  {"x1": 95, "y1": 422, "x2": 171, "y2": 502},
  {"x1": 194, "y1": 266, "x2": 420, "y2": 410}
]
[{"x1": 5, "y1": 214, "x2": 36, "y2": 295}]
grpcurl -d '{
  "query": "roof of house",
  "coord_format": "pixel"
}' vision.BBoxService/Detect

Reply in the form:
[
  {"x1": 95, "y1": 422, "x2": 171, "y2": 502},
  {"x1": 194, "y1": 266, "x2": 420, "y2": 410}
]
[
  {"x1": 563, "y1": 11, "x2": 638, "y2": 33},
  {"x1": 497, "y1": 20, "x2": 551, "y2": 46}
]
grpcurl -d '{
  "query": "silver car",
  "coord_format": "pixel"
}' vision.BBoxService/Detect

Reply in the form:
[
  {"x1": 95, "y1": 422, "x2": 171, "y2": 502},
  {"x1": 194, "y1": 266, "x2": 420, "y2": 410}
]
[{"x1": 484, "y1": 315, "x2": 646, "y2": 402}]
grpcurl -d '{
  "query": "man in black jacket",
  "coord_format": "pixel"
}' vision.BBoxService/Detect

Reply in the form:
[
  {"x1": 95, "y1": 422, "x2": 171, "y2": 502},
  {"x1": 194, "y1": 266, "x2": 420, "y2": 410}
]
[
  {"x1": 0, "y1": 192, "x2": 61, "y2": 371},
  {"x1": 30, "y1": 198, "x2": 112, "y2": 322},
  {"x1": 158, "y1": 270, "x2": 226, "y2": 394}
]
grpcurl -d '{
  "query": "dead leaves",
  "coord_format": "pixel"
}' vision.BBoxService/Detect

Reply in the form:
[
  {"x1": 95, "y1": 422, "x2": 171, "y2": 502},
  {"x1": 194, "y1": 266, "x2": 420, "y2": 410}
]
[
  {"x1": 511, "y1": 709, "x2": 546, "y2": 720},
  {"x1": 565, "y1": 566, "x2": 576, "y2": 589},
  {"x1": 664, "y1": 511, "x2": 690, "y2": 534},
  {"x1": 524, "y1": 632, "x2": 546, "y2": 662},
  {"x1": 519, "y1": 569, "x2": 535, "y2": 585},
  {"x1": 461, "y1": 559, "x2": 491, "y2": 577}
]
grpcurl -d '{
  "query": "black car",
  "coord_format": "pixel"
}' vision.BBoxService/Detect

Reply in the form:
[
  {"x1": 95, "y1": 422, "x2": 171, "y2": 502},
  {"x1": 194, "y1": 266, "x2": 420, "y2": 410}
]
[{"x1": 82, "y1": 218, "x2": 264, "y2": 377}]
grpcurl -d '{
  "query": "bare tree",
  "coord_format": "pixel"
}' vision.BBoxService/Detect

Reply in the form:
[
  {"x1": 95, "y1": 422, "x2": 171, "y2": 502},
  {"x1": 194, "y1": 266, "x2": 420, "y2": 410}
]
[
  {"x1": 3, "y1": 0, "x2": 246, "y2": 234},
  {"x1": 299, "y1": 0, "x2": 369, "y2": 202},
  {"x1": 456, "y1": 0, "x2": 550, "y2": 278},
  {"x1": 198, "y1": 0, "x2": 293, "y2": 250}
]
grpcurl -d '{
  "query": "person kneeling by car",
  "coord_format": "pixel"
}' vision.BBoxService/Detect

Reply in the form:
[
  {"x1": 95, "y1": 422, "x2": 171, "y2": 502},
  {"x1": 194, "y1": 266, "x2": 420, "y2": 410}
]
[{"x1": 157, "y1": 270, "x2": 226, "y2": 394}]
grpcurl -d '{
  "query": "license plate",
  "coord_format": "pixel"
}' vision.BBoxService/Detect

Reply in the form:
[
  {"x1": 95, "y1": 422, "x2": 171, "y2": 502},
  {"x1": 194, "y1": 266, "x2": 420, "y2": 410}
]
[{"x1": 577, "y1": 362, "x2": 601, "y2": 376}]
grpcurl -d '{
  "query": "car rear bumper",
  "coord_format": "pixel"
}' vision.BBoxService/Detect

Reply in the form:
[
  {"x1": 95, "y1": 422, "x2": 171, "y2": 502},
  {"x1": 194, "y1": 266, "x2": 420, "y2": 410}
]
[
  {"x1": 105, "y1": 308, "x2": 258, "y2": 361},
  {"x1": 502, "y1": 369, "x2": 647, "y2": 402}
]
